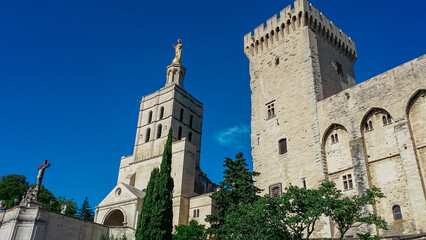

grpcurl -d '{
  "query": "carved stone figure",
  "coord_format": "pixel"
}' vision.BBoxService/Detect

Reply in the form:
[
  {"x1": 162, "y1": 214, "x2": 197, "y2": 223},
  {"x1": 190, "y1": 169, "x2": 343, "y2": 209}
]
[{"x1": 60, "y1": 204, "x2": 67, "y2": 214}]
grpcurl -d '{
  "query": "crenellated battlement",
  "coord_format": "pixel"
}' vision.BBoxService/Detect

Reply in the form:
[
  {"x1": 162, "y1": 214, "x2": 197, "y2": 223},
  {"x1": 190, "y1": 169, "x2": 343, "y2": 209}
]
[{"x1": 244, "y1": 0, "x2": 357, "y2": 61}]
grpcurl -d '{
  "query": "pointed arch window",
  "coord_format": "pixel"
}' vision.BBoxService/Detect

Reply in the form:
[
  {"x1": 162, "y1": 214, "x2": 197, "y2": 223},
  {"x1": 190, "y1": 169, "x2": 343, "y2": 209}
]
[
  {"x1": 145, "y1": 128, "x2": 151, "y2": 142},
  {"x1": 157, "y1": 124, "x2": 162, "y2": 139},
  {"x1": 364, "y1": 120, "x2": 374, "y2": 132},
  {"x1": 392, "y1": 205, "x2": 402, "y2": 220},
  {"x1": 331, "y1": 133, "x2": 339, "y2": 144},
  {"x1": 159, "y1": 107, "x2": 164, "y2": 120},
  {"x1": 383, "y1": 114, "x2": 392, "y2": 125}
]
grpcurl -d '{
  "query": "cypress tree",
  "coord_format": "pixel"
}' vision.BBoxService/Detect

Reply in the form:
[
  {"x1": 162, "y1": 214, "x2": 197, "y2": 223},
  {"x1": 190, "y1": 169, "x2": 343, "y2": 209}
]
[
  {"x1": 135, "y1": 128, "x2": 174, "y2": 240},
  {"x1": 136, "y1": 167, "x2": 161, "y2": 240},
  {"x1": 157, "y1": 128, "x2": 174, "y2": 240}
]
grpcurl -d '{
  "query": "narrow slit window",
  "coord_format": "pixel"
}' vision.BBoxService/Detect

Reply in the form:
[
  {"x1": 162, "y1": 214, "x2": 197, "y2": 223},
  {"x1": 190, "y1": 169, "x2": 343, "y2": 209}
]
[
  {"x1": 145, "y1": 128, "x2": 151, "y2": 142},
  {"x1": 159, "y1": 107, "x2": 164, "y2": 120},
  {"x1": 180, "y1": 109, "x2": 184, "y2": 121},
  {"x1": 188, "y1": 132, "x2": 192, "y2": 142},
  {"x1": 178, "y1": 126, "x2": 182, "y2": 140},
  {"x1": 148, "y1": 111, "x2": 153, "y2": 124},
  {"x1": 157, "y1": 124, "x2": 162, "y2": 139},
  {"x1": 189, "y1": 115, "x2": 193, "y2": 128},
  {"x1": 336, "y1": 61, "x2": 343, "y2": 77}
]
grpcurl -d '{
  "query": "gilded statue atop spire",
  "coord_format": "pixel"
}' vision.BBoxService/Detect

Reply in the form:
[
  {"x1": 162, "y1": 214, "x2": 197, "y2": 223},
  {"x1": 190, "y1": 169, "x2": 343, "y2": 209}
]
[{"x1": 172, "y1": 39, "x2": 182, "y2": 64}]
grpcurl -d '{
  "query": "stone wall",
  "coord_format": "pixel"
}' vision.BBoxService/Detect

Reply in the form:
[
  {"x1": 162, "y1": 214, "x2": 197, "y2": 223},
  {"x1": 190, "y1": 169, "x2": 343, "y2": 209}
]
[
  {"x1": 317, "y1": 55, "x2": 426, "y2": 236},
  {"x1": 245, "y1": 0, "x2": 425, "y2": 237},
  {"x1": 0, "y1": 206, "x2": 108, "y2": 240}
]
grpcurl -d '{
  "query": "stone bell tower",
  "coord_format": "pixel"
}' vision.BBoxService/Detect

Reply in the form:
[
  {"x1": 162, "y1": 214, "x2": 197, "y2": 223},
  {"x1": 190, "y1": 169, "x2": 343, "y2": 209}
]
[{"x1": 95, "y1": 40, "x2": 216, "y2": 233}]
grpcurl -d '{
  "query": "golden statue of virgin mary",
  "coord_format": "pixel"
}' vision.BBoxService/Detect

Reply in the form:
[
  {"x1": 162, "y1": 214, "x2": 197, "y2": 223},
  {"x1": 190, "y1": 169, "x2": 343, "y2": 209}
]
[{"x1": 172, "y1": 39, "x2": 182, "y2": 64}]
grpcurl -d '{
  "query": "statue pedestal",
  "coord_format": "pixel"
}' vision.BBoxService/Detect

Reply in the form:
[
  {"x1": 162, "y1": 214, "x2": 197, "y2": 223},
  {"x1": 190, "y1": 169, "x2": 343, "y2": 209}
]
[
  {"x1": 20, "y1": 188, "x2": 43, "y2": 208},
  {"x1": 166, "y1": 63, "x2": 186, "y2": 87}
]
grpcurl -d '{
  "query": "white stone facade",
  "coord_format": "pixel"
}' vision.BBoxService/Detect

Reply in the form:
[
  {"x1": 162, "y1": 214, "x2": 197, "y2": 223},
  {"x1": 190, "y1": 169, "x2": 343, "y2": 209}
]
[{"x1": 244, "y1": 0, "x2": 425, "y2": 237}]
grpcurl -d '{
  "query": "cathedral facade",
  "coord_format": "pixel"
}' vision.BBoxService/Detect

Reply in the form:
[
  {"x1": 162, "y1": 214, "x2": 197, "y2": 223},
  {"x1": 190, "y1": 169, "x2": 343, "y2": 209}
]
[{"x1": 244, "y1": 0, "x2": 425, "y2": 237}]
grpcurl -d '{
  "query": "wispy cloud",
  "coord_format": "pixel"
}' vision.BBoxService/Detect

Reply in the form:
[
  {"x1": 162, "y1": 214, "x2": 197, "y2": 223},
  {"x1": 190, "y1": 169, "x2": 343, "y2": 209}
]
[{"x1": 215, "y1": 125, "x2": 250, "y2": 148}]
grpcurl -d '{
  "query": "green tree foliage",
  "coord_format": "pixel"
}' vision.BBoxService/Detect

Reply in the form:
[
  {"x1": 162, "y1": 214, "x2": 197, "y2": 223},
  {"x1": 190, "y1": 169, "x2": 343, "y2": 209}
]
[
  {"x1": 321, "y1": 181, "x2": 388, "y2": 239},
  {"x1": 224, "y1": 196, "x2": 291, "y2": 240},
  {"x1": 157, "y1": 128, "x2": 174, "y2": 239},
  {"x1": 136, "y1": 128, "x2": 174, "y2": 240},
  {"x1": 219, "y1": 181, "x2": 387, "y2": 240},
  {"x1": 279, "y1": 185, "x2": 325, "y2": 240},
  {"x1": 55, "y1": 196, "x2": 78, "y2": 216},
  {"x1": 0, "y1": 174, "x2": 29, "y2": 207},
  {"x1": 0, "y1": 175, "x2": 77, "y2": 216},
  {"x1": 206, "y1": 152, "x2": 261, "y2": 238},
  {"x1": 136, "y1": 167, "x2": 161, "y2": 240},
  {"x1": 173, "y1": 220, "x2": 206, "y2": 240},
  {"x1": 78, "y1": 196, "x2": 95, "y2": 221}
]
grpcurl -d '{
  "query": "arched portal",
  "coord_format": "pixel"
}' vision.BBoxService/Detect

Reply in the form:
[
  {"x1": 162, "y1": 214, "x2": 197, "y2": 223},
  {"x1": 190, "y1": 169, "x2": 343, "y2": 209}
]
[{"x1": 103, "y1": 209, "x2": 125, "y2": 226}]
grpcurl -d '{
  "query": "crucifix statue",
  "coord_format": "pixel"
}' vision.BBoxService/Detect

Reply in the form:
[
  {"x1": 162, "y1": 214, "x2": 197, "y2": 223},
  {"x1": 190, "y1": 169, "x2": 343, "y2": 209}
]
[
  {"x1": 35, "y1": 160, "x2": 50, "y2": 191},
  {"x1": 20, "y1": 160, "x2": 51, "y2": 207}
]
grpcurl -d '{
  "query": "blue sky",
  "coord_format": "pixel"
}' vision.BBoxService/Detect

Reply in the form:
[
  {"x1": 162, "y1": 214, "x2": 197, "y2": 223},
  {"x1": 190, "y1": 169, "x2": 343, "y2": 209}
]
[{"x1": 1, "y1": 0, "x2": 425, "y2": 207}]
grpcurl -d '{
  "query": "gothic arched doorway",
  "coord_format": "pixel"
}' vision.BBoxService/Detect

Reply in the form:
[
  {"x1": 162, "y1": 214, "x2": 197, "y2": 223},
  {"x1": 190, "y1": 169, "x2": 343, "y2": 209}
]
[{"x1": 103, "y1": 209, "x2": 125, "y2": 226}]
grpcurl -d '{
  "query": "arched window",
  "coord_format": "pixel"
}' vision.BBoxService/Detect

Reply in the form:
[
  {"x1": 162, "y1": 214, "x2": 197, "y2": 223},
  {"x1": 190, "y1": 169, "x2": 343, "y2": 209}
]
[
  {"x1": 392, "y1": 205, "x2": 402, "y2": 220},
  {"x1": 148, "y1": 111, "x2": 153, "y2": 124},
  {"x1": 180, "y1": 109, "x2": 184, "y2": 121},
  {"x1": 364, "y1": 122, "x2": 369, "y2": 131},
  {"x1": 197, "y1": 209, "x2": 200, "y2": 217},
  {"x1": 387, "y1": 114, "x2": 392, "y2": 124},
  {"x1": 368, "y1": 121, "x2": 373, "y2": 130},
  {"x1": 145, "y1": 128, "x2": 151, "y2": 142},
  {"x1": 188, "y1": 132, "x2": 192, "y2": 142},
  {"x1": 278, "y1": 138, "x2": 287, "y2": 154},
  {"x1": 189, "y1": 115, "x2": 193, "y2": 128},
  {"x1": 334, "y1": 133, "x2": 338, "y2": 142},
  {"x1": 178, "y1": 126, "x2": 182, "y2": 140},
  {"x1": 159, "y1": 107, "x2": 164, "y2": 120},
  {"x1": 157, "y1": 124, "x2": 162, "y2": 139},
  {"x1": 331, "y1": 135, "x2": 335, "y2": 143},
  {"x1": 382, "y1": 115, "x2": 388, "y2": 125}
]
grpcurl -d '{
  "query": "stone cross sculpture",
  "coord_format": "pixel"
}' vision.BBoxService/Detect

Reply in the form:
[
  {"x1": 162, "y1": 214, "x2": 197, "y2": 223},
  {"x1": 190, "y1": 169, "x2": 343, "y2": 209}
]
[{"x1": 20, "y1": 160, "x2": 51, "y2": 207}]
